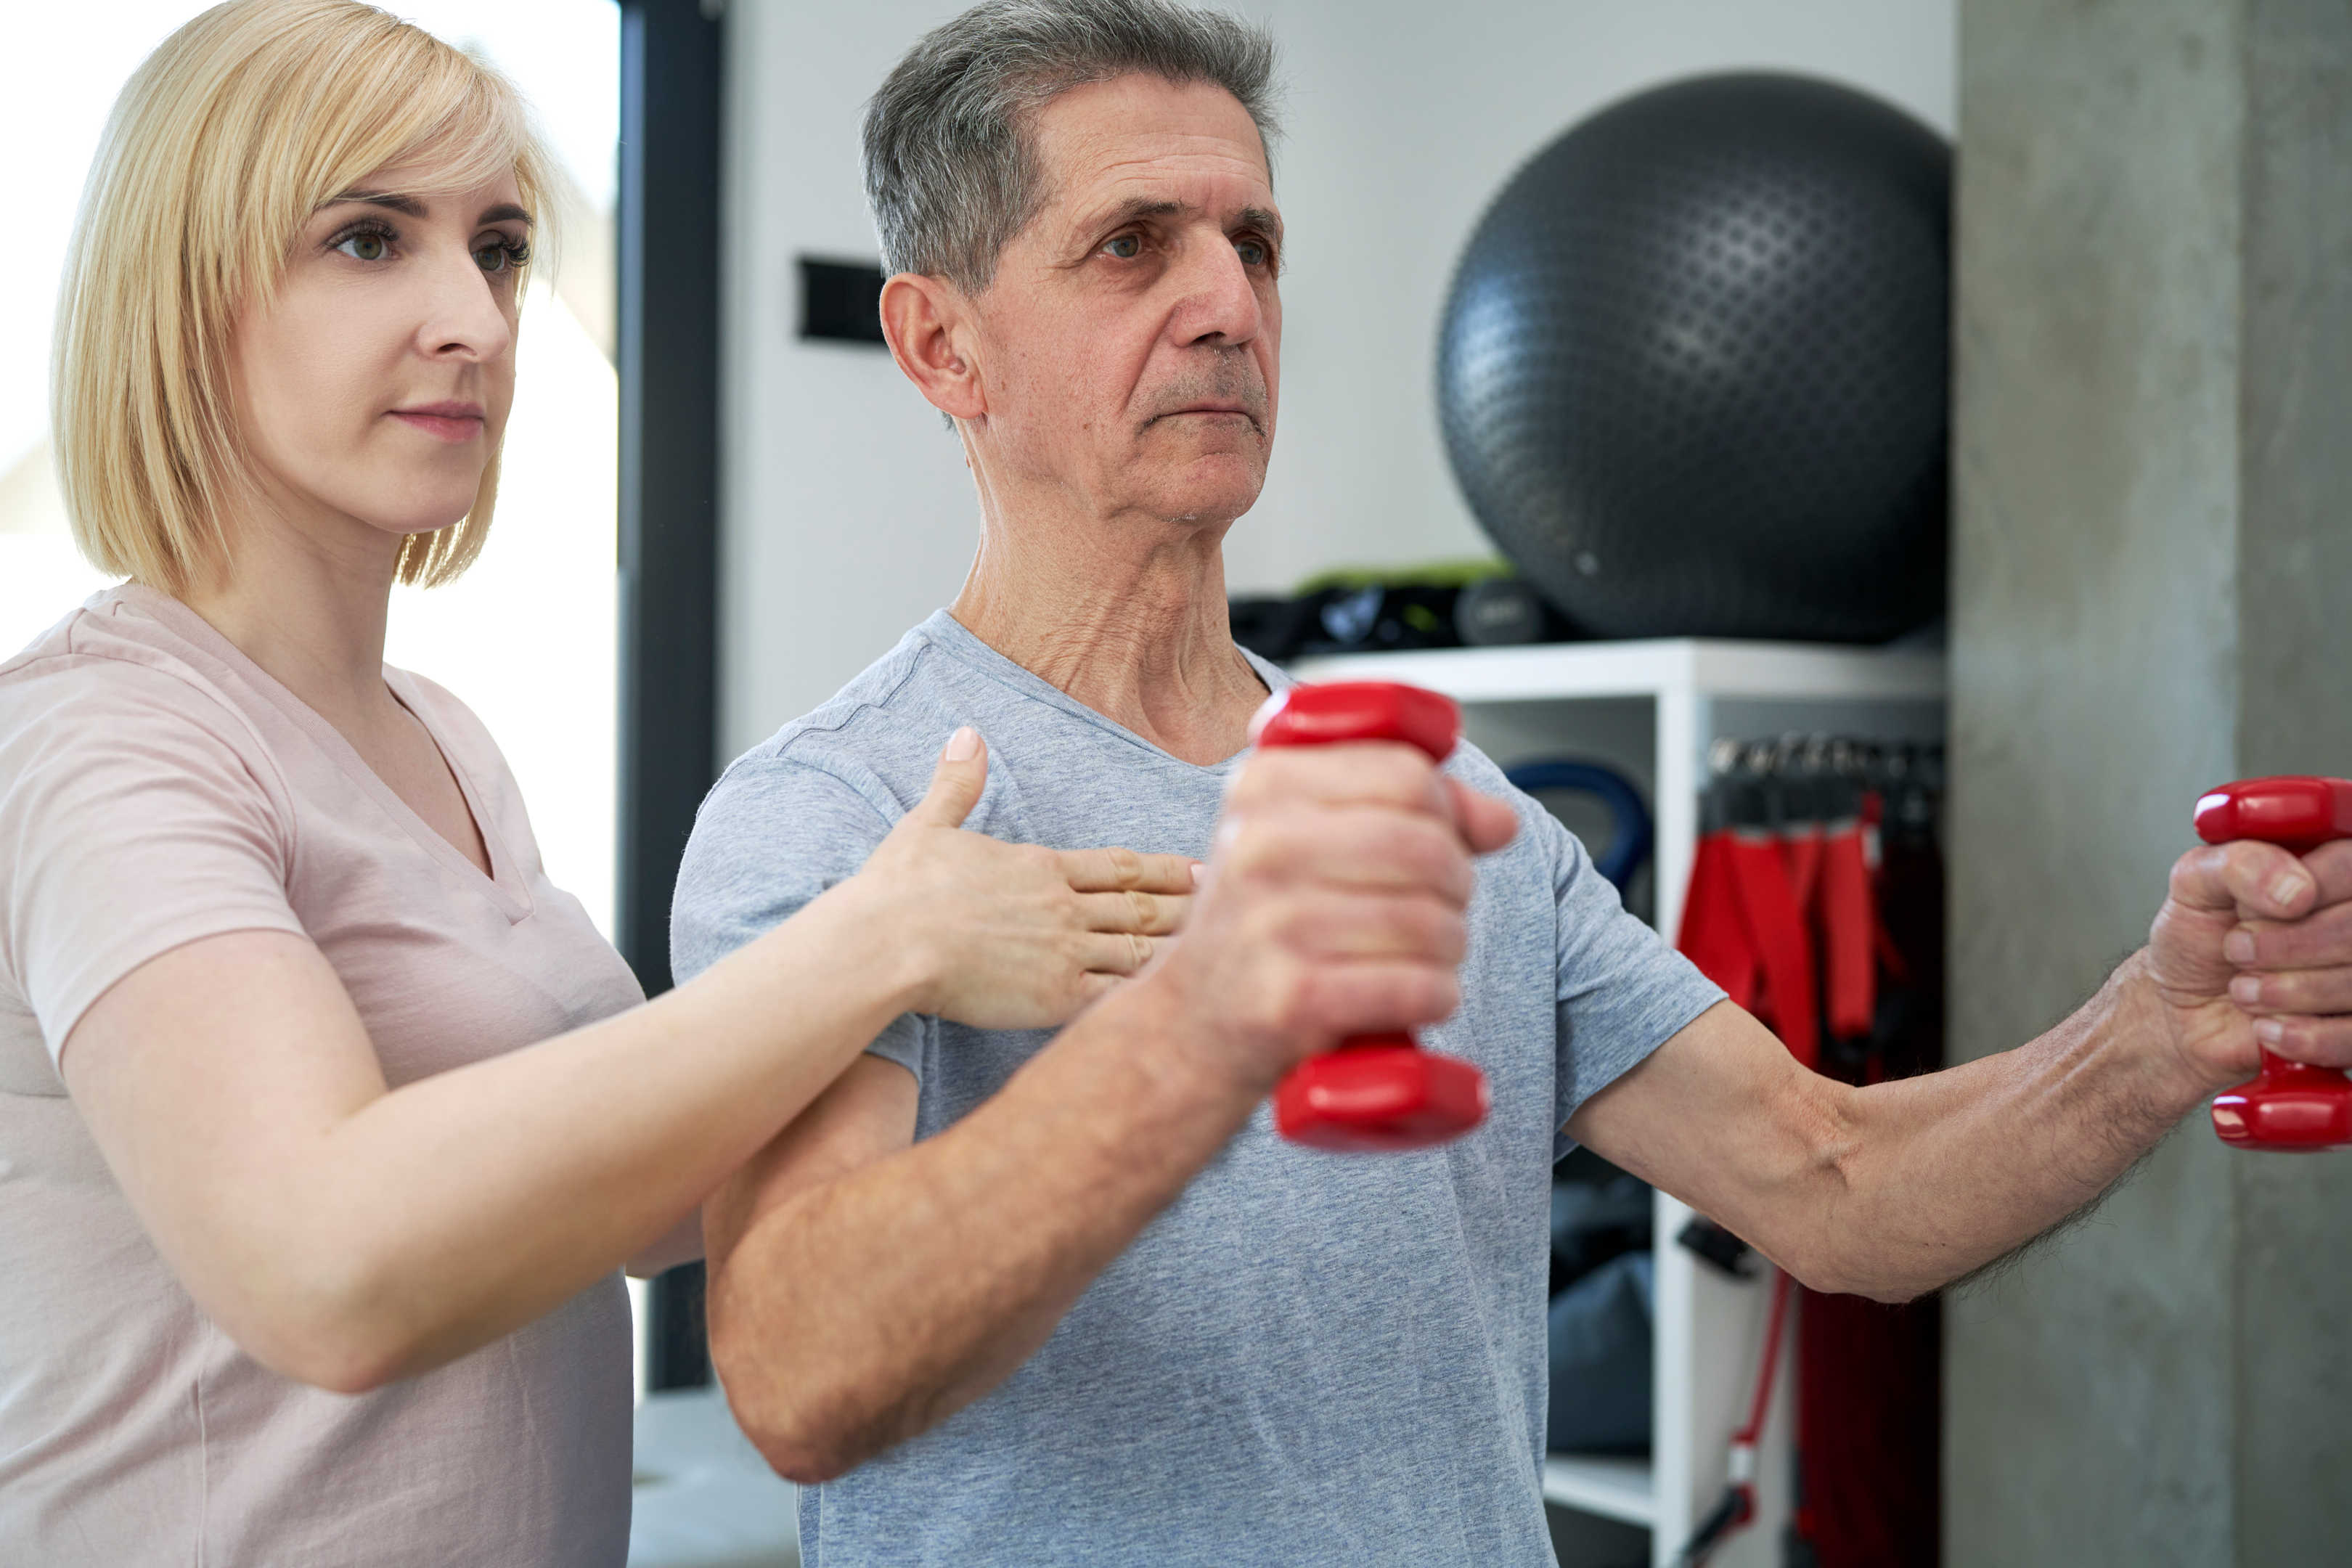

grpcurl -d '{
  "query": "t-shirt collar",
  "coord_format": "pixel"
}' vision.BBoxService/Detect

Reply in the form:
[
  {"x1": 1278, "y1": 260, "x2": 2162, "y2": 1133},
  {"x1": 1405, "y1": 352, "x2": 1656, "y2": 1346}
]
[{"x1": 912, "y1": 607, "x2": 1293, "y2": 774}]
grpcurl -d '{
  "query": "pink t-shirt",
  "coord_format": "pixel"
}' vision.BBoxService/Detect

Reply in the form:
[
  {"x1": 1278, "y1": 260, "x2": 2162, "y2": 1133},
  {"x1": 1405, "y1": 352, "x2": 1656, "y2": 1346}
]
[{"x1": 0, "y1": 586, "x2": 647, "y2": 1565}]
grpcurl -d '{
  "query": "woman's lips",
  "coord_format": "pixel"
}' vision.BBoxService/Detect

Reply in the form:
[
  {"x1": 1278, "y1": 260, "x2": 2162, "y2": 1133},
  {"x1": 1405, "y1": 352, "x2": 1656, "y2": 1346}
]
[{"x1": 388, "y1": 408, "x2": 486, "y2": 443}]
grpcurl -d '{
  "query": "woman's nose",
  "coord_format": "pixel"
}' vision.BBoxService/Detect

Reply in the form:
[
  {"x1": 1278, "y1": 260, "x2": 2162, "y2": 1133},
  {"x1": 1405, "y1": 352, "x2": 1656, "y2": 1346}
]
[{"x1": 416, "y1": 248, "x2": 515, "y2": 361}]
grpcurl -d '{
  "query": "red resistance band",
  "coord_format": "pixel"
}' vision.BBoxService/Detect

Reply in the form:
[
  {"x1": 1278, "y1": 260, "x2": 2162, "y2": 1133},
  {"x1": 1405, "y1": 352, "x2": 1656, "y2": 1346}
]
[
  {"x1": 1793, "y1": 807, "x2": 1944, "y2": 1568},
  {"x1": 1676, "y1": 775, "x2": 1887, "y2": 1066},
  {"x1": 1674, "y1": 768, "x2": 1943, "y2": 1568}
]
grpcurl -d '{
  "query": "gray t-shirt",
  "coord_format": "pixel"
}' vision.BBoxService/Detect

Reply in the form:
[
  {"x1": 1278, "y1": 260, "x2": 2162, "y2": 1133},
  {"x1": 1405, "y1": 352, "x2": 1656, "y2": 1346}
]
[{"x1": 671, "y1": 611, "x2": 1722, "y2": 1568}]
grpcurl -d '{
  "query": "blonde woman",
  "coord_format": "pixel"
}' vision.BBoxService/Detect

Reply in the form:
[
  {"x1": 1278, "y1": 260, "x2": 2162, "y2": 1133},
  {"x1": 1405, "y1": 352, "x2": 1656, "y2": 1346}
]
[{"x1": 0, "y1": 3, "x2": 1193, "y2": 1561}]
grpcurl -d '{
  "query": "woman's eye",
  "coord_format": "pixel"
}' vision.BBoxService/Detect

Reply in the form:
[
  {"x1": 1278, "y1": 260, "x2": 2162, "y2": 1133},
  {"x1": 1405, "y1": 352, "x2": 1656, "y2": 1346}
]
[
  {"x1": 1236, "y1": 238, "x2": 1269, "y2": 268},
  {"x1": 1104, "y1": 234, "x2": 1142, "y2": 260},
  {"x1": 473, "y1": 240, "x2": 527, "y2": 274},
  {"x1": 335, "y1": 230, "x2": 390, "y2": 262}
]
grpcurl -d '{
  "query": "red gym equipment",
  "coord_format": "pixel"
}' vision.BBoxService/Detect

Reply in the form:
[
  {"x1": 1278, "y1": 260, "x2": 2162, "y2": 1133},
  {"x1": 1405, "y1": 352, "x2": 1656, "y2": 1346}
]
[
  {"x1": 2195, "y1": 775, "x2": 2352, "y2": 1151},
  {"x1": 1249, "y1": 682, "x2": 1493, "y2": 1153}
]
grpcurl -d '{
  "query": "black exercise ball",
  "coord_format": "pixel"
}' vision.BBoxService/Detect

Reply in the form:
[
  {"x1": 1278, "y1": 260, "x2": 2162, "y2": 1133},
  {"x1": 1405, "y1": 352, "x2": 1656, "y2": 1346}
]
[{"x1": 1437, "y1": 74, "x2": 1951, "y2": 642}]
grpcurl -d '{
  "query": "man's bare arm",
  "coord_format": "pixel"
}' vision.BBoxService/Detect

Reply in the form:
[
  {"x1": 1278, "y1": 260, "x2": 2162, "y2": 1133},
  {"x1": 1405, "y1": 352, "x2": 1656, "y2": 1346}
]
[
  {"x1": 703, "y1": 743, "x2": 1520, "y2": 1483},
  {"x1": 706, "y1": 995, "x2": 1265, "y2": 1482},
  {"x1": 1570, "y1": 837, "x2": 2352, "y2": 1301}
]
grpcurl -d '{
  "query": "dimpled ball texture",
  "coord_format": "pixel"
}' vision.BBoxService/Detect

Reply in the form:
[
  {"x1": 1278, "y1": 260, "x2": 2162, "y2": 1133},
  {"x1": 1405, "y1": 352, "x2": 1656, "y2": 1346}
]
[{"x1": 1437, "y1": 73, "x2": 1951, "y2": 642}]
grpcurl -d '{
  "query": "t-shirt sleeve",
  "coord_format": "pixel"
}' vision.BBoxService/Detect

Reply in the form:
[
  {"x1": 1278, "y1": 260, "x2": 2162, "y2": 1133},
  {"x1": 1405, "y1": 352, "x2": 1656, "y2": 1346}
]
[
  {"x1": 669, "y1": 754, "x2": 928, "y2": 1081},
  {"x1": 0, "y1": 663, "x2": 306, "y2": 1064},
  {"x1": 1540, "y1": 803, "x2": 1726, "y2": 1155}
]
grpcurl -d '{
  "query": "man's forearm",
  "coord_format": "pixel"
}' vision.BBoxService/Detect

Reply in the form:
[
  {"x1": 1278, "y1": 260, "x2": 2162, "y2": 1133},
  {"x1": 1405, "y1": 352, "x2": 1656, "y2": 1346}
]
[
  {"x1": 708, "y1": 977, "x2": 1265, "y2": 1483},
  {"x1": 1811, "y1": 952, "x2": 2214, "y2": 1297},
  {"x1": 1583, "y1": 958, "x2": 2223, "y2": 1304}
]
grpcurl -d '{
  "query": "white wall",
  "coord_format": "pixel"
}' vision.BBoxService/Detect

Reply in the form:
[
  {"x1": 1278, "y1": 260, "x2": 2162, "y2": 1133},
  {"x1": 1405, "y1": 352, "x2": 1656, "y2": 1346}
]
[{"x1": 719, "y1": 0, "x2": 1954, "y2": 755}]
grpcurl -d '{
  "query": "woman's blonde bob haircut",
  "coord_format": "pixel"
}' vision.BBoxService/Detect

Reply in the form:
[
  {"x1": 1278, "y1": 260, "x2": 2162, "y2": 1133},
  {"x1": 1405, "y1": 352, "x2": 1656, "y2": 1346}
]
[{"x1": 52, "y1": 0, "x2": 555, "y2": 592}]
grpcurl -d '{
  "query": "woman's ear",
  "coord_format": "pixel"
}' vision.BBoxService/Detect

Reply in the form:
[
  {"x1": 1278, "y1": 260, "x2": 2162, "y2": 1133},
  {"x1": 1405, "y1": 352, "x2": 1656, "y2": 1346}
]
[{"x1": 879, "y1": 273, "x2": 986, "y2": 423}]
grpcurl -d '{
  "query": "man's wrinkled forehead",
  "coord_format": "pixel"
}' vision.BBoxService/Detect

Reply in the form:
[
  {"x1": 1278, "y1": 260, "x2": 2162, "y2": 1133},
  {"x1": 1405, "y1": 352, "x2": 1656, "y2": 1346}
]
[{"x1": 1028, "y1": 75, "x2": 1278, "y2": 248}]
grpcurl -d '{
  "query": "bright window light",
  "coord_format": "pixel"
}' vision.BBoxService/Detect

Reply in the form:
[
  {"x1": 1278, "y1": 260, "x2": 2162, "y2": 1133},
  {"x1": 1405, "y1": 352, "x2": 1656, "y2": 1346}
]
[{"x1": 1, "y1": 1, "x2": 621, "y2": 942}]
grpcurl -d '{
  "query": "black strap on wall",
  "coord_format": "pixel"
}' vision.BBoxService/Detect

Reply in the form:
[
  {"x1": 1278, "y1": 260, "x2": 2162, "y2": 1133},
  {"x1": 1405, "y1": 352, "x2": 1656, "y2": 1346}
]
[{"x1": 618, "y1": 0, "x2": 722, "y2": 1390}]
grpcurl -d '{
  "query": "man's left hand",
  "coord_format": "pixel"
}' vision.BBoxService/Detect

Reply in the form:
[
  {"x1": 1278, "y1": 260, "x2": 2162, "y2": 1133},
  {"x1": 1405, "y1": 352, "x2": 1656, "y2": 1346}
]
[{"x1": 2146, "y1": 838, "x2": 2352, "y2": 1089}]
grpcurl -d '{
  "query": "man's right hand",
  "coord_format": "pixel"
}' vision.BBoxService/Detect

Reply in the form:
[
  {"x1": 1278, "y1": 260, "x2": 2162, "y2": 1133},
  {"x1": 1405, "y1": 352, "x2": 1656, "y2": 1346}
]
[{"x1": 1144, "y1": 740, "x2": 1519, "y2": 1096}]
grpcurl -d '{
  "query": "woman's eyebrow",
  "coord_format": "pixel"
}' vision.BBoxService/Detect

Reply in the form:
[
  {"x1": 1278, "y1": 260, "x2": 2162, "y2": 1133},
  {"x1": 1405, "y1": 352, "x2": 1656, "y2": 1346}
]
[
  {"x1": 312, "y1": 194, "x2": 531, "y2": 226},
  {"x1": 326, "y1": 190, "x2": 428, "y2": 217}
]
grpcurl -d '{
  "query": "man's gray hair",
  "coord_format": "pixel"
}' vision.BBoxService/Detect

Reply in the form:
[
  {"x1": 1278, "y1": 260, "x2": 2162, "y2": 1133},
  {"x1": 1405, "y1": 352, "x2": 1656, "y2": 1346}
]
[{"x1": 863, "y1": 0, "x2": 1280, "y2": 293}]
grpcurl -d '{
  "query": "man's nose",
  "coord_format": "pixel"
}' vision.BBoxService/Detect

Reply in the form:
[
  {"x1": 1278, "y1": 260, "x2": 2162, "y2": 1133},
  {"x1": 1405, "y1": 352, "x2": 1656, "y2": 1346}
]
[{"x1": 1169, "y1": 234, "x2": 1263, "y2": 348}]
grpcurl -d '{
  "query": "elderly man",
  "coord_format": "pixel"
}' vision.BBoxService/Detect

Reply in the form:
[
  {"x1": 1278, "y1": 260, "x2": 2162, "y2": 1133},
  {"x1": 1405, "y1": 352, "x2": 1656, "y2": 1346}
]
[{"x1": 671, "y1": 2, "x2": 2352, "y2": 1562}]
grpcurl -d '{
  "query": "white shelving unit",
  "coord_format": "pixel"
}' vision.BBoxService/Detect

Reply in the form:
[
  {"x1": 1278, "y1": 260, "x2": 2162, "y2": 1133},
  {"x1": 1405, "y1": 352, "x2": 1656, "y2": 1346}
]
[{"x1": 1293, "y1": 638, "x2": 1946, "y2": 1568}]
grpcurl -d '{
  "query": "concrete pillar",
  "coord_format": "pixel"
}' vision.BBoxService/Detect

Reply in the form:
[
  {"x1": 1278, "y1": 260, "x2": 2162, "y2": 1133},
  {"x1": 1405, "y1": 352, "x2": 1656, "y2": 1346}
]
[{"x1": 1948, "y1": 1, "x2": 2352, "y2": 1563}]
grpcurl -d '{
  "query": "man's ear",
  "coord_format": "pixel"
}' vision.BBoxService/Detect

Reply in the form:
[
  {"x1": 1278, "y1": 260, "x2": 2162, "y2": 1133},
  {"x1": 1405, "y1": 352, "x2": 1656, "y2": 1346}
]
[{"x1": 879, "y1": 272, "x2": 986, "y2": 423}]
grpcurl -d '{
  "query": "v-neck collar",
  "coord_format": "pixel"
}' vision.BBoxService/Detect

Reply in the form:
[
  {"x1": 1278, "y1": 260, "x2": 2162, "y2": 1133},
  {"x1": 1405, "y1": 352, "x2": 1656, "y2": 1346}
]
[
  {"x1": 111, "y1": 586, "x2": 536, "y2": 924},
  {"x1": 913, "y1": 608, "x2": 1290, "y2": 775}
]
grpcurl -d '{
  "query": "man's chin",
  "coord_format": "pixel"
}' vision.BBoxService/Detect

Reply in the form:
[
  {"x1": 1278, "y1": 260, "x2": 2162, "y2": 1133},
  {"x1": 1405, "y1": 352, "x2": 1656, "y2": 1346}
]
[
  {"x1": 1116, "y1": 425, "x2": 1270, "y2": 520},
  {"x1": 1140, "y1": 475, "x2": 1265, "y2": 530}
]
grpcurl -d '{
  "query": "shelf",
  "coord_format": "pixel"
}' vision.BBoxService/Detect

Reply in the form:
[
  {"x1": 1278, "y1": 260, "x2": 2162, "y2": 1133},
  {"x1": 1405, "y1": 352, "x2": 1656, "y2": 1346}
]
[
  {"x1": 1289, "y1": 637, "x2": 1945, "y2": 705},
  {"x1": 1542, "y1": 1452, "x2": 1657, "y2": 1529}
]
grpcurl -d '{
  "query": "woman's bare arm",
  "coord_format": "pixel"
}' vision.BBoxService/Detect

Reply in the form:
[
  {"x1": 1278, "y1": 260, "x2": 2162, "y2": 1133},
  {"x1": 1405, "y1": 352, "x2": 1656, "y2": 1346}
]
[{"x1": 59, "y1": 735, "x2": 1191, "y2": 1392}]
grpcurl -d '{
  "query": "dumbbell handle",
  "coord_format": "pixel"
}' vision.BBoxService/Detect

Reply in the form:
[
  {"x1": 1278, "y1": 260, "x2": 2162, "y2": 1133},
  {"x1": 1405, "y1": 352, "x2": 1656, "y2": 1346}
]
[
  {"x1": 1249, "y1": 683, "x2": 1492, "y2": 1153},
  {"x1": 2195, "y1": 776, "x2": 2352, "y2": 1151}
]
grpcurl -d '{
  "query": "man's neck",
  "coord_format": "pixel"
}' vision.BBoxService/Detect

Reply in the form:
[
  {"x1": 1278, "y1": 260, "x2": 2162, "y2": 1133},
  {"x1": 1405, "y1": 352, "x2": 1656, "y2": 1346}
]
[{"x1": 950, "y1": 504, "x2": 1269, "y2": 768}]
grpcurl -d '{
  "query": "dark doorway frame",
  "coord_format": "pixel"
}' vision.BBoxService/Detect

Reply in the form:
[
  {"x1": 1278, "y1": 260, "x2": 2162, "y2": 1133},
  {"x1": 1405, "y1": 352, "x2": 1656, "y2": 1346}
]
[{"x1": 617, "y1": 0, "x2": 723, "y2": 1391}]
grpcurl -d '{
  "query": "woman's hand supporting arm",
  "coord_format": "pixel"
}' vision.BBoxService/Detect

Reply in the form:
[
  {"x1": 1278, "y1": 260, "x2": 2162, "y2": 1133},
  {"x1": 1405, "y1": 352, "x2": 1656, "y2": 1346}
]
[{"x1": 60, "y1": 732, "x2": 1191, "y2": 1394}]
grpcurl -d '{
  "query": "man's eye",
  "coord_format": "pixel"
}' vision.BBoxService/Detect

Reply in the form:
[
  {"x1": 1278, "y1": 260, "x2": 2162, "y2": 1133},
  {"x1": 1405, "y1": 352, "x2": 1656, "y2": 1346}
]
[
  {"x1": 1236, "y1": 238, "x2": 1268, "y2": 267},
  {"x1": 1104, "y1": 234, "x2": 1142, "y2": 259},
  {"x1": 335, "y1": 230, "x2": 391, "y2": 262},
  {"x1": 473, "y1": 239, "x2": 528, "y2": 274}
]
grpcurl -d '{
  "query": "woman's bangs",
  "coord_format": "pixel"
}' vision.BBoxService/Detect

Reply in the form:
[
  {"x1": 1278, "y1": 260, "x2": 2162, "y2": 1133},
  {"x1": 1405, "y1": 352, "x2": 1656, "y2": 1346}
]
[{"x1": 334, "y1": 35, "x2": 536, "y2": 199}]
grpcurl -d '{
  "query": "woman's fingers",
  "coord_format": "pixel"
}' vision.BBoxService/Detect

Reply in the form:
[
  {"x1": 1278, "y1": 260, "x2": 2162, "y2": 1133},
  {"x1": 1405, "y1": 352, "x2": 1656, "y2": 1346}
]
[
  {"x1": 1071, "y1": 889, "x2": 1190, "y2": 936},
  {"x1": 1054, "y1": 844, "x2": 1199, "y2": 895},
  {"x1": 1071, "y1": 931, "x2": 1161, "y2": 976},
  {"x1": 1073, "y1": 970, "x2": 1127, "y2": 1006},
  {"x1": 901, "y1": 727, "x2": 989, "y2": 830},
  {"x1": 1061, "y1": 890, "x2": 1445, "y2": 977}
]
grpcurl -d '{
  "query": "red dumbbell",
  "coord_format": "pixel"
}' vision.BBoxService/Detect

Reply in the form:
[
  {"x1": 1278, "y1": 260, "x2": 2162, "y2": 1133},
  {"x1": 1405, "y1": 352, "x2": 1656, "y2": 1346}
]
[
  {"x1": 2194, "y1": 775, "x2": 2352, "y2": 1151},
  {"x1": 1247, "y1": 682, "x2": 1492, "y2": 1153}
]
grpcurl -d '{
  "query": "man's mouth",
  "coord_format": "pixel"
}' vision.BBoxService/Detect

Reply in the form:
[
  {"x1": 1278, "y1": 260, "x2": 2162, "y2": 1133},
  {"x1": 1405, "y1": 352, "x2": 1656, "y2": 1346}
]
[{"x1": 1153, "y1": 401, "x2": 1262, "y2": 432}]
